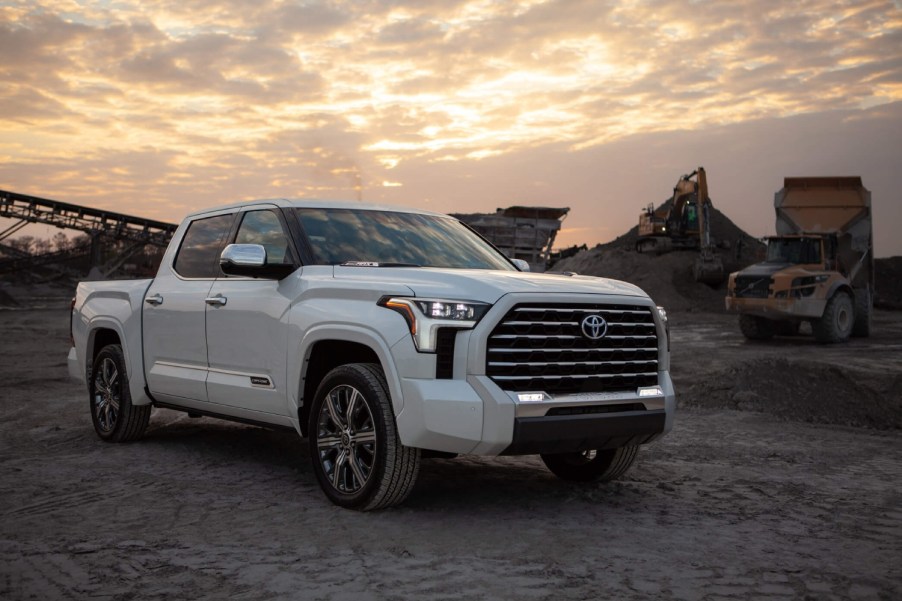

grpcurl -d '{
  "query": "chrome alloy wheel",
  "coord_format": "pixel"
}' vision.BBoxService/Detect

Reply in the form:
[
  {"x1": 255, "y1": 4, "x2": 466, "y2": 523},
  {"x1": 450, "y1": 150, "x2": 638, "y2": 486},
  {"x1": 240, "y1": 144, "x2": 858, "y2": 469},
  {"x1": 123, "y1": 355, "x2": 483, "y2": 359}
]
[
  {"x1": 315, "y1": 384, "x2": 377, "y2": 494},
  {"x1": 92, "y1": 357, "x2": 121, "y2": 433}
]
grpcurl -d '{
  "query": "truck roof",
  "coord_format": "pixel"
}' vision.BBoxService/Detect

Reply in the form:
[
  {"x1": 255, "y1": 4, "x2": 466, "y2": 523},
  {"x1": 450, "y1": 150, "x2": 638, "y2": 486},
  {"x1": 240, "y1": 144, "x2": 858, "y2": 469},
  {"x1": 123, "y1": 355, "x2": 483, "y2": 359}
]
[{"x1": 187, "y1": 198, "x2": 448, "y2": 219}]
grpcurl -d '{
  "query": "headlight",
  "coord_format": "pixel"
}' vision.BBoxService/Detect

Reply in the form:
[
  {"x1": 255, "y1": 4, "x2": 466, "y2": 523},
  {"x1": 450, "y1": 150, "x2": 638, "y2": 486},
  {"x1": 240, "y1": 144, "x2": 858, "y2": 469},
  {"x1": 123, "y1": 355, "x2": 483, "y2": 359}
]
[
  {"x1": 656, "y1": 305, "x2": 670, "y2": 353},
  {"x1": 379, "y1": 297, "x2": 490, "y2": 352}
]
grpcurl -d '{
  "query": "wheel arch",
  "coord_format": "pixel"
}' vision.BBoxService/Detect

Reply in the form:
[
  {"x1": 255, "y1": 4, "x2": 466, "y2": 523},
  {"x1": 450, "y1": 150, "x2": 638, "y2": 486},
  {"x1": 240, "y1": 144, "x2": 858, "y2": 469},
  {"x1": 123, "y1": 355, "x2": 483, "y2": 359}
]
[
  {"x1": 84, "y1": 317, "x2": 152, "y2": 406},
  {"x1": 826, "y1": 281, "x2": 854, "y2": 303},
  {"x1": 88, "y1": 327, "x2": 122, "y2": 366},
  {"x1": 293, "y1": 327, "x2": 404, "y2": 437}
]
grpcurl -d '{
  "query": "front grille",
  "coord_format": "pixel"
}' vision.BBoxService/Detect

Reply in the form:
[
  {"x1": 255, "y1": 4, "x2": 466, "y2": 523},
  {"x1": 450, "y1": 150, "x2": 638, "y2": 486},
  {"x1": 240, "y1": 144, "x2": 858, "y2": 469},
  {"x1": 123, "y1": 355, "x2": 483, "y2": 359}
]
[
  {"x1": 486, "y1": 303, "x2": 659, "y2": 395},
  {"x1": 734, "y1": 275, "x2": 772, "y2": 298}
]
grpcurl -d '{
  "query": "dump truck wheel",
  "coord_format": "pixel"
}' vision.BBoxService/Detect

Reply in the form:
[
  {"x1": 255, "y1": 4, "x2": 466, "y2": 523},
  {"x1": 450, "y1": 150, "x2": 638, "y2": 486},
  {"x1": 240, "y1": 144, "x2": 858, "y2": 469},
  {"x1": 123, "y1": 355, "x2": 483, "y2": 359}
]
[
  {"x1": 774, "y1": 321, "x2": 800, "y2": 336},
  {"x1": 813, "y1": 292, "x2": 854, "y2": 343},
  {"x1": 738, "y1": 315, "x2": 775, "y2": 340},
  {"x1": 852, "y1": 289, "x2": 872, "y2": 338}
]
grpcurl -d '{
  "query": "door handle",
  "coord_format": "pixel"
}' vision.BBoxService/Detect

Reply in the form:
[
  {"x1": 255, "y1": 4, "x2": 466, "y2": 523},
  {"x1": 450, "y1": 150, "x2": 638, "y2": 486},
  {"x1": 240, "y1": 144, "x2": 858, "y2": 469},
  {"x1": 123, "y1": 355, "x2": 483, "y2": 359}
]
[
  {"x1": 145, "y1": 294, "x2": 163, "y2": 306},
  {"x1": 205, "y1": 295, "x2": 227, "y2": 307}
]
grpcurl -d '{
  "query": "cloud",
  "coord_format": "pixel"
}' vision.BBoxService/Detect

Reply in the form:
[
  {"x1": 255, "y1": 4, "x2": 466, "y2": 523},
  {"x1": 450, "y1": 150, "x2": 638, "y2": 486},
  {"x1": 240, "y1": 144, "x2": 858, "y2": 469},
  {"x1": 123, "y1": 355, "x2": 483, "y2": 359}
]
[{"x1": 0, "y1": 0, "x2": 900, "y2": 254}]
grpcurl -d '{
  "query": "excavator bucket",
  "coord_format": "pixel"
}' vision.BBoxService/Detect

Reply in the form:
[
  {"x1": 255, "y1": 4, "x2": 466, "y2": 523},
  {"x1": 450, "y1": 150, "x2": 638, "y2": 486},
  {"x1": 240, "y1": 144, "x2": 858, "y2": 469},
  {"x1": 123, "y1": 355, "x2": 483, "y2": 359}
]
[{"x1": 694, "y1": 250, "x2": 724, "y2": 285}]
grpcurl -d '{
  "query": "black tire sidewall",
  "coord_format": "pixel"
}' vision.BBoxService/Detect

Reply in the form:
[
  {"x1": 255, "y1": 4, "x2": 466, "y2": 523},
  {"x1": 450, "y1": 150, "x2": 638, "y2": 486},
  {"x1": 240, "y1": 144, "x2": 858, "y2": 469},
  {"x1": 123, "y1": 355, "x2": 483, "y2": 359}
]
[
  {"x1": 89, "y1": 344, "x2": 131, "y2": 441},
  {"x1": 307, "y1": 365, "x2": 392, "y2": 509},
  {"x1": 541, "y1": 449, "x2": 618, "y2": 481}
]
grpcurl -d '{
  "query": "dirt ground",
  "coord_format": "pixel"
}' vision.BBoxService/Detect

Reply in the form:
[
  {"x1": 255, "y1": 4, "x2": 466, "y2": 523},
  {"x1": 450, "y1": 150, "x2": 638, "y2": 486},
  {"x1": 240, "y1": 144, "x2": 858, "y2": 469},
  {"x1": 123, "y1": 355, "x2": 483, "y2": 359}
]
[{"x1": 1, "y1": 303, "x2": 900, "y2": 600}]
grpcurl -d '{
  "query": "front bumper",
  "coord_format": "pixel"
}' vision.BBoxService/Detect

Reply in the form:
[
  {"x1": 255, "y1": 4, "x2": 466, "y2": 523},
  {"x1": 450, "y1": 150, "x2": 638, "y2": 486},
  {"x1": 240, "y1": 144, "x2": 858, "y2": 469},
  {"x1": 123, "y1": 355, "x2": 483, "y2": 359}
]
[
  {"x1": 725, "y1": 295, "x2": 825, "y2": 319},
  {"x1": 395, "y1": 370, "x2": 674, "y2": 456},
  {"x1": 392, "y1": 291, "x2": 675, "y2": 456},
  {"x1": 504, "y1": 409, "x2": 666, "y2": 455}
]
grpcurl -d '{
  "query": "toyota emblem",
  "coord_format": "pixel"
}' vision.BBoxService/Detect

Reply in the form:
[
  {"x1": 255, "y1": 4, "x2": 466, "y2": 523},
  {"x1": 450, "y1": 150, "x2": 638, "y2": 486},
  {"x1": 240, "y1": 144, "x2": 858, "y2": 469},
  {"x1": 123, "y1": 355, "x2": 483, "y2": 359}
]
[{"x1": 580, "y1": 314, "x2": 608, "y2": 340}]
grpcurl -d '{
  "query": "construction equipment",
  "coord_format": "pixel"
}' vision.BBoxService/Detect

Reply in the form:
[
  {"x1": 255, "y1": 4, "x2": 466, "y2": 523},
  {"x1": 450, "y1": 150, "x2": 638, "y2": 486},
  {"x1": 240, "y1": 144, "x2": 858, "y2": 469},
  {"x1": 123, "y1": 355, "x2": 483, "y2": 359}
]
[
  {"x1": 725, "y1": 176, "x2": 873, "y2": 343},
  {"x1": 0, "y1": 189, "x2": 177, "y2": 278},
  {"x1": 452, "y1": 206, "x2": 569, "y2": 272},
  {"x1": 636, "y1": 167, "x2": 724, "y2": 284}
]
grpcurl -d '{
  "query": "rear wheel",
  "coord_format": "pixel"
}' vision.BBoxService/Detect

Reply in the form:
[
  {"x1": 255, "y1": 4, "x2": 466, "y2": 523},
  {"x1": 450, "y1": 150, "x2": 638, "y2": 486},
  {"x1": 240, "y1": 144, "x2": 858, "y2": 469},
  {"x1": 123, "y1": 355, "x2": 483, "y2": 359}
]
[
  {"x1": 852, "y1": 289, "x2": 872, "y2": 337},
  {"x1": 89, "y1": 344, "x2": 150, "y2": 442},
  {"x1": 738, "y1": 315, "x2": 775, "y2": 340},
  {"x1": 308, "y1": 363, "x2": 420, "y2": 510},
  {"x1": 813, "y1": 292, "x2": 854, "y2": 343},
  {"x1": 541, "y1": 446, "x2": 639, "y2": 482}
]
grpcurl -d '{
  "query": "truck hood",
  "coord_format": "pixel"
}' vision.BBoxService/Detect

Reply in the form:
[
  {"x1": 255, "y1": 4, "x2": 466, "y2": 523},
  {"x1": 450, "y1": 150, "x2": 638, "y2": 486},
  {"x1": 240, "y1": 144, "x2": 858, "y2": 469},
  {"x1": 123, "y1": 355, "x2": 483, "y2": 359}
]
[
  {"x1": 331, "y1": 266, "x2": 648, "y2": 304},
  {"x1": 735, "y1": 262, "x2": 792, "y2": 277}
]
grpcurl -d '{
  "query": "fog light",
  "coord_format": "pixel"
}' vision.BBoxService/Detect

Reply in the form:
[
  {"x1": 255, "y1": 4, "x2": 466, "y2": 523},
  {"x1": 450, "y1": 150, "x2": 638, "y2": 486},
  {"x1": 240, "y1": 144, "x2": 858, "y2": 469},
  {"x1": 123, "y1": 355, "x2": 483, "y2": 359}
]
[{"x1": 638, "y1": 386, "x2": 663, "y2": 397}]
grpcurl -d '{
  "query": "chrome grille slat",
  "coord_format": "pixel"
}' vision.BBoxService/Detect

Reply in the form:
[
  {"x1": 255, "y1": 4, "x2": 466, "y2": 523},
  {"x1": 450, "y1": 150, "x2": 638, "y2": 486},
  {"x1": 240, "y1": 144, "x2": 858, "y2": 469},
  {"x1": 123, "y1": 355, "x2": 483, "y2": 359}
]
[
  {"x1": 487, "y1": 346, "x2": 659, "y2": 354},
  {"x1": 486, "y1": 302, "x2": 660, "y2": 394},
  {"x1": 492, "y1": 372, "x2": 659, "y2": 381},
  {"x1": 488, "y1": 360, "x2": 659, "y2": 368}
]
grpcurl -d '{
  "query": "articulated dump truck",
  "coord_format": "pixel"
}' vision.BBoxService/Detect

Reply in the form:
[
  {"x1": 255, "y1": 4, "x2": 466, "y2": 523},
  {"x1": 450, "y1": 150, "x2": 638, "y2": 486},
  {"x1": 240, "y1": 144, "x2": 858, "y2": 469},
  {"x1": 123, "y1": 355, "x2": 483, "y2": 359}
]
[{"x1": 725, "y1": 177, "x2": 873, "y2": 343}]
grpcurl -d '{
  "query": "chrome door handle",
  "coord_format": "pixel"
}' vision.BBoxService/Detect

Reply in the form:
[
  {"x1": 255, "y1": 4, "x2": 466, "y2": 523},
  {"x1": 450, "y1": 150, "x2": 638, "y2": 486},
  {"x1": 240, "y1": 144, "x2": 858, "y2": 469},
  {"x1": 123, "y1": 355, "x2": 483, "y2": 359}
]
[
  {"x1": 205, "y1": 295, "x2": 227, "y2": 306},
  {"x1": 145, "y1": 294, "x2": 163, "y2": 306}
]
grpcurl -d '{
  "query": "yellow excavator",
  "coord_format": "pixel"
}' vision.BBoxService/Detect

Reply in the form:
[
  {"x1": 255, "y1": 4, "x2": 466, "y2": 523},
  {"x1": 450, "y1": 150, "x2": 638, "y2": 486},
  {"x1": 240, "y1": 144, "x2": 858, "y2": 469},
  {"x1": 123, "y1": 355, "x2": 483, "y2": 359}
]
[{"x1": 636, "y1": 167, "x2": 724, "y2": 284}]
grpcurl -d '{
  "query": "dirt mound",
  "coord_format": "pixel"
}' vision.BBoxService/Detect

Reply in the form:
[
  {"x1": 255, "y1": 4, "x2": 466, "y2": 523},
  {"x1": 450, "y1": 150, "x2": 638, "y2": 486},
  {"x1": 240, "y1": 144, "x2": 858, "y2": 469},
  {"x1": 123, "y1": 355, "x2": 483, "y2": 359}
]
[
  {"x1": 552, "y1": 205, "x2": 764, "y2": 312},
  {"x1": 875, "y1": 256, "x2": 902, "y2": 310},
  {"x1": 680, "y1": 357, "x2": 902, "y2": 429},
  {"x1": 552, "y1": 247, "x2": 728, "y2": 311}
]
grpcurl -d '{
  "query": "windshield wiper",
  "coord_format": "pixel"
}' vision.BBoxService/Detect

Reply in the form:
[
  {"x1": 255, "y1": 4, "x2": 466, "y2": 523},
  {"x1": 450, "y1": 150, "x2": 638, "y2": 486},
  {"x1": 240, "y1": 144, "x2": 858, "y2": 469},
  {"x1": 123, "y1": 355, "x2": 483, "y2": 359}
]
[{"x1": 339, "y1": 261, "x2": 421, "y2": 268}]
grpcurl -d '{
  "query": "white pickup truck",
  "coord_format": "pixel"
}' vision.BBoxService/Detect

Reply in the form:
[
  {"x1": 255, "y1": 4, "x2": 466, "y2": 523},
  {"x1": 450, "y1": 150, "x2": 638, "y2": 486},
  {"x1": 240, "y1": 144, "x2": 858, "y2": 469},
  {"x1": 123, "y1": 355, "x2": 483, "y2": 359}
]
[{"x1": 69, "y1": 199, "x2": 675, "y2": 510}]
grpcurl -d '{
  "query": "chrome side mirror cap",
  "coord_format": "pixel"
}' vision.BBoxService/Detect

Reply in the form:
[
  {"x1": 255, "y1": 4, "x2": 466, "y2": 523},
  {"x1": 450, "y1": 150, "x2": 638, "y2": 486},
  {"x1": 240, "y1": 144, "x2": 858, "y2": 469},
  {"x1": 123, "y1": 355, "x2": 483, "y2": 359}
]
[
  {"x1": 511, "y1": 258, "x2": 530, "y2": 272},
  {"x1": 221, "y1": 244, "x2": 266, "y2": 267},
  {"x1": 220, "y1": 244, "x2": 295, "y2": 279}
]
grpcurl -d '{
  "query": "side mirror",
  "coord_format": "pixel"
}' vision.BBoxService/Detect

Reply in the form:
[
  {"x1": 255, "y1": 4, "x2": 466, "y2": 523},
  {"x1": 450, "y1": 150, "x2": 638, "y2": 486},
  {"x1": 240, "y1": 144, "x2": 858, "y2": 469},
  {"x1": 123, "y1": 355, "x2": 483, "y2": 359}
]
[
  {"x1": 511, "y1": 258, "x2": 530, "y2": 272},
  {"x1": 220, "y1": 244, "x2": 295, "y2": 279}
]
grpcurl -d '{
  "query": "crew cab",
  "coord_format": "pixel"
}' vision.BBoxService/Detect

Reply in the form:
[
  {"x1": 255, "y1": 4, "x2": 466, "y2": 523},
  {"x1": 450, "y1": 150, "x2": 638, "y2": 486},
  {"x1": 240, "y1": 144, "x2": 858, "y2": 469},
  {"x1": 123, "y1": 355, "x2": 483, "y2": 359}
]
[{"x1": 69, "y1": 199, "x2": 675, "y2": 510}]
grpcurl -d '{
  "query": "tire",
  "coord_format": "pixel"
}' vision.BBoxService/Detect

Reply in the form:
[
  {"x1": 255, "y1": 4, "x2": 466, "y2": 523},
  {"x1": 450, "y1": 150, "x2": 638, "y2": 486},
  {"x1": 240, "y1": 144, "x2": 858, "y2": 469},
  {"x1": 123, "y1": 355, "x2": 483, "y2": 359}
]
[
  {"x1": 852, "y1": 288, "x2": 872, "y2": 338},
  {"x1": 774, "y1": 321, "x2": 801, "y2": 336},
  {"x1": 813, "y1": 292, "x2": 854, "y2": 343},
  {"x1": 308, "y1": 363, "x2": 420, "y2": 511},
  {"x1": 738, "y1": 314, "x2": 775, "y2": 340},
  {"x1": 89, "y1": 344, "x2": 150, "y2": 442},
  {"x1": 541, "y1": 445, "x2": 639, "y2": 482}
]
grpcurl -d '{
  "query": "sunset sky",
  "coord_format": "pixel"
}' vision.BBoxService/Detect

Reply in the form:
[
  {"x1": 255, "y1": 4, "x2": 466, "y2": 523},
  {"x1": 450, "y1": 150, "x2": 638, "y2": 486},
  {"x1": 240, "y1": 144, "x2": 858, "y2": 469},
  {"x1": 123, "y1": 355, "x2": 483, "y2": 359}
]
[{"x1": 2, "y1": 0, "x2": 900, "y2": 256}]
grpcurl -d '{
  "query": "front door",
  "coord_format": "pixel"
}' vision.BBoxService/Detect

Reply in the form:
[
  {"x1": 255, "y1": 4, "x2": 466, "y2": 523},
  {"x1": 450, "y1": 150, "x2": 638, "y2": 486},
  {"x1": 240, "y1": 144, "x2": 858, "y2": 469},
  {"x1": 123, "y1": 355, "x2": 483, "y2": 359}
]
[{"x1": 205, "y1": 207, "x2": 299, "y2": 416}]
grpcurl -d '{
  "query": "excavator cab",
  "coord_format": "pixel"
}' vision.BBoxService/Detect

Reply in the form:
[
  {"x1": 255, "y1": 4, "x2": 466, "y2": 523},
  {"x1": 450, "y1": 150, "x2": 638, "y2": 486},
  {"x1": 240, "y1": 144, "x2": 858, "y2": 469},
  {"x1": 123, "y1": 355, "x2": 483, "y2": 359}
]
[{"x1": 636, "y1": 167, "x2": 724, "y2": 284}]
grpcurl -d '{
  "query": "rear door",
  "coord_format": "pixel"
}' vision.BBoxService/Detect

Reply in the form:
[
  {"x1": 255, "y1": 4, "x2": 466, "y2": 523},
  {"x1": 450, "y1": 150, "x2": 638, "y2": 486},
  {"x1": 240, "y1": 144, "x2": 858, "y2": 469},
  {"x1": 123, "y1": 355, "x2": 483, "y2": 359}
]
[
  {"x1": 143, "y1": 211, "x2": 235, "y2": 403},
  {"x1": 205, "y1": 206, "x2": 300, "y2": 416}
]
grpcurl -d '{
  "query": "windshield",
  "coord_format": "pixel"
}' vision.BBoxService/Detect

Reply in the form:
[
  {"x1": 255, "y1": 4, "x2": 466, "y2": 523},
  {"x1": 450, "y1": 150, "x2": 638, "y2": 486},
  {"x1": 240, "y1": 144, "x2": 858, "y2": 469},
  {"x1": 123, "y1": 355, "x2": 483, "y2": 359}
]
[
  {"x1": 766, "y1": 237, "x2": 822, "y2": 264},
  {"x1": 294, "y1": 208, "x2": 516, "y2": 270}
]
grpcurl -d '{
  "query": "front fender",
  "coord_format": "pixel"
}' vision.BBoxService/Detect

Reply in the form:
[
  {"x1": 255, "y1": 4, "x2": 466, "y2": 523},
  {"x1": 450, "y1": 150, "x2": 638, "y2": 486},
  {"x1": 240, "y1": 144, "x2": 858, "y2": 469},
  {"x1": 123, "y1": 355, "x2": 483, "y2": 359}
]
[{"x1": 288, "y1": 321, "x2": 408, "y2": 417}]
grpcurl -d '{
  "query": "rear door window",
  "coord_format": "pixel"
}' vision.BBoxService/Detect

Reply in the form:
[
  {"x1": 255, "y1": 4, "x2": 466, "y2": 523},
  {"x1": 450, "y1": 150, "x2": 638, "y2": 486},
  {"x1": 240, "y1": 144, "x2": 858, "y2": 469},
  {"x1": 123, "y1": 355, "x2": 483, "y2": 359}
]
[{"x1": 173, "y1": 214, "x2": 234, "y2": 278}]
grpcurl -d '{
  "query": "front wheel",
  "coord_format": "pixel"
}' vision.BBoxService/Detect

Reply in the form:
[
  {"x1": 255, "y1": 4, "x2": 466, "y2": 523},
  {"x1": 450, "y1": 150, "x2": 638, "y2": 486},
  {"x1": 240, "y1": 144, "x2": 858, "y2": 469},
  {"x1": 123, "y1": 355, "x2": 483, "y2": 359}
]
[
  {"x1": 738, "y1": 314, "x2": 775, "y2": 340},
  {"x1": 813, "y1": 292, "x2": 854, "y2": 343},
  {"x1": 89, "y1": 344, "x2": 150, "y2": 442},
  {"x1": 308, "y1": 363, "x2": 420, "y2": 510},
  {"x1": 541, "y1": 445, "x2": 639, "y2": 482}
]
